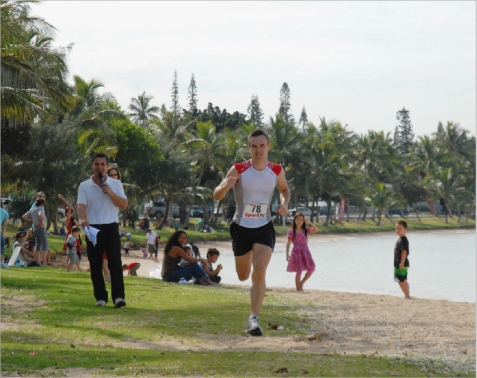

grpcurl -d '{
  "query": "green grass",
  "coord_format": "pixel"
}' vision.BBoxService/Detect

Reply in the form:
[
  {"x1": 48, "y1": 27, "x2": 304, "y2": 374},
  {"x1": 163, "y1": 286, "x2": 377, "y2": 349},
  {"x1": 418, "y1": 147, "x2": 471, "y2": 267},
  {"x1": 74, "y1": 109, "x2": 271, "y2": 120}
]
[
  {"x1": 310, "y1": 215, "x2": 476, "y2": 234},
  {"x1": 1, "y1": 268, "x2": 474, "y2": 377}
]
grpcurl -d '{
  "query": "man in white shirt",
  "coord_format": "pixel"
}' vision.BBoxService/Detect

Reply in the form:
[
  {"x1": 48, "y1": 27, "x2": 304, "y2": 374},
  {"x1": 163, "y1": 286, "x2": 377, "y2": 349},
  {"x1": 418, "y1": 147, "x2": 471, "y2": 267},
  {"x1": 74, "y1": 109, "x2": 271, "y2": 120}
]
[
  {"x1": 145, "y1": 229, "x2": 157, "y2": 260},
  {"x1": 77, "y1": 153, "x2": 128, "y2": 308}
]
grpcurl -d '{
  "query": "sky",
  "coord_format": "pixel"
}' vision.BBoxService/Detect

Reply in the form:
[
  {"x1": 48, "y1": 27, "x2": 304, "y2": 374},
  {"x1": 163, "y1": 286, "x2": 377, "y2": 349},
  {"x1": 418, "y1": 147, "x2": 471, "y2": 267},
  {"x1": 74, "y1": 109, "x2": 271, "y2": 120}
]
[{"x1": 38, "y1": 1, "x2": 475, "y2": 137}]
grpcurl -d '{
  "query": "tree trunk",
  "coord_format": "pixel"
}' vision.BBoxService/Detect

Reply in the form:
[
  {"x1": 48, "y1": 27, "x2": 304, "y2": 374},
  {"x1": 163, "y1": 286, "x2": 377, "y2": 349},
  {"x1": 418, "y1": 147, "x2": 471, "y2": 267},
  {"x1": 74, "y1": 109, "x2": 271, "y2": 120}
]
[
  {"x1": 158, "y1": 200, "x2": 171, "y2": 230},
  {"x1": 414, "y1": 202, "x2": 422, "y2": 223},
  {"x1": 214, "y1": 199, "x2": 222, "y2": 224},
  {"x1": 357, "y1": 206, "x2": 361, "y2": 221},
  {"x1": 201, "y1": 204, "x2": 208, "y2": 225},
  {"x1": 324, "y1": 199, "x2": 332, "y2": 226},
  {"x1": 376, "y1": 208, "x2": 382, "y2": 226},
  {"x1": 183, "y1": 211, "x2": 191, "y2": 230},
  {"x1": 310, "y1": 198, "x2": 316, "y2": 223},
  {"x1": 127, "y1": 205, "x2": 136, "y2": 230},
  {"x1": 346, "y1": 201, "x2": 350, "y2": 222},
  {"x1": 371, "y1": 206, "x2": 376, "y2": 221},
  {"x1": 433, "y1": 200, "x2": 440, "y2": 217}
]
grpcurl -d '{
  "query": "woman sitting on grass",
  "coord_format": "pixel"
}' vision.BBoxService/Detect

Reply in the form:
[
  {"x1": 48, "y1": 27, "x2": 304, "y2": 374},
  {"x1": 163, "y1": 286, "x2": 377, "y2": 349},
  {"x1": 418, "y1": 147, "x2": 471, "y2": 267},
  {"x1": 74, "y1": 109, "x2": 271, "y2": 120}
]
[{"x1": 161, "y1": 230, "x2": 217, "y2": 285}]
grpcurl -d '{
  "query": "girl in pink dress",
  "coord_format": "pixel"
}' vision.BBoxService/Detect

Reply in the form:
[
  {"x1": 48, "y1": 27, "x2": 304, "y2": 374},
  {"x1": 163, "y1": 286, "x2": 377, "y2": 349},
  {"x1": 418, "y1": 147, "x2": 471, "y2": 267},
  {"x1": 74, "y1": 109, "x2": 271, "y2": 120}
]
[{"x1": 286, "y1": 213, "x2": 319, "y2": 291}]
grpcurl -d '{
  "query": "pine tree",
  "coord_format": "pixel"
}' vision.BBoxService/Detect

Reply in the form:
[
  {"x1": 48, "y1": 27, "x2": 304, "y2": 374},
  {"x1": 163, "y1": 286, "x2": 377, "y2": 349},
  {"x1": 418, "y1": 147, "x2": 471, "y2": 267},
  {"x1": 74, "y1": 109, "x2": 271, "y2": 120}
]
[
  {"x1": 247, "y1": 94, "x2": 264, "y2": 127},
  {"x1": 393, "y1": 126, "x2": 400, "y2": 144},
  {"x1": 187, "y1": 73, "x2": 198, "y2": 114},
  {"x1": 298, "y1": 106, "x2": 308, "y2": 130},
  {"x1": 278, "y1": 82, "x2": 294, "y2": 124},
  {"x1": 396, "y1": 107, "x2": 414, "y2": 152},
  {"x1": 170, "y1": 70, "x2": 181, "y2": 118}
]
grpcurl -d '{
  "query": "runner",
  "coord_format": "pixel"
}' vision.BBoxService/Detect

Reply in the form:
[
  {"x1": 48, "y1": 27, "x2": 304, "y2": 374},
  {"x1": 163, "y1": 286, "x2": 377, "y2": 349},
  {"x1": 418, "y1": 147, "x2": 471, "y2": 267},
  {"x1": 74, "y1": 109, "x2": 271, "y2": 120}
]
[{"x1": 213, "y1": 129, "x2": 290, "y2": 336}]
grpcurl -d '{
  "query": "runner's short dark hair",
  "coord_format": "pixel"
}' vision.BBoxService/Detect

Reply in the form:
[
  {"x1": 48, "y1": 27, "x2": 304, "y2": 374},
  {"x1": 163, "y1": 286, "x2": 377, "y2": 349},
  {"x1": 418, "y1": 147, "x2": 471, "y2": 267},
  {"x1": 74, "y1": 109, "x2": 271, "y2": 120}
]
[
  {"x1": 248, "y1": 129, "x2": 269, "y2": 144},
  {"x1": 397, "y1": 220, "x2": 408, "y2": 229},
  {"x1": 91, "y1": 152, "x2": 109, "y2": 164}
]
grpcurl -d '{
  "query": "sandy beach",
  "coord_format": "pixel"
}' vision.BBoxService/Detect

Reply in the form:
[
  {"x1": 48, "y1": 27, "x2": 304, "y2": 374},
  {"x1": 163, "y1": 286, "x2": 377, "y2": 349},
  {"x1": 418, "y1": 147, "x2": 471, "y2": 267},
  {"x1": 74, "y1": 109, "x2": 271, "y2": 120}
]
[
  {"x1": 61, "y1": 230, "x2": 474, "y2": 362},
  {"x1": 109, "y1": 230, "x2": 475, "y2": 362}
]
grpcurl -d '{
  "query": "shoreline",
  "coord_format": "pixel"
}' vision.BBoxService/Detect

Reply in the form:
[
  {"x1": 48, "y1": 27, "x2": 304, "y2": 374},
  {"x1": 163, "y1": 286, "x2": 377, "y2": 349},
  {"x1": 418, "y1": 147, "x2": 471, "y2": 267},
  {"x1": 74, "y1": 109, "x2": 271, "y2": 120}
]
[{"x1": 118, "y1": 228, "x2": 475, "y2": 304}]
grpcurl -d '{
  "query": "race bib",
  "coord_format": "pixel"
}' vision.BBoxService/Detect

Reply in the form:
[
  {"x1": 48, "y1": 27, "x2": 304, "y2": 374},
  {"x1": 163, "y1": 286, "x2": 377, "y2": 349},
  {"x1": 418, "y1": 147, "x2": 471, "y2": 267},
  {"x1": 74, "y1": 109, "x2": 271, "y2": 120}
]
[{"x1": 243, "y1": 202, "x2": 268, "y2": 220}]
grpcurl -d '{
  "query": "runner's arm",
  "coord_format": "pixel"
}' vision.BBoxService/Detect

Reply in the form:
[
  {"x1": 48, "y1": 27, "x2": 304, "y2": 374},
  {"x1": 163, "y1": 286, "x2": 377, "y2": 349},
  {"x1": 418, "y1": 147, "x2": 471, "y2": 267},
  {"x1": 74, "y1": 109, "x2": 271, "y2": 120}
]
[
  {"x1": 276, "y1": 169, "x2": 290, "y2": 216},
  {"x1": 213, "y1": 166, "x2": 239, "y2": 201}
]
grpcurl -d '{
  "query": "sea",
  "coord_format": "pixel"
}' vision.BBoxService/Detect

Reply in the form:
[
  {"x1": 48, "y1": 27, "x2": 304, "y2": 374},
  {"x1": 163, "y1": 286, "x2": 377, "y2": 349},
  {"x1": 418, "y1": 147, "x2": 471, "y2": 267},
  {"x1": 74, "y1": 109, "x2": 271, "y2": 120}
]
[{"x1": 150, "y1": 230, "x2": 476, "y2": 303}]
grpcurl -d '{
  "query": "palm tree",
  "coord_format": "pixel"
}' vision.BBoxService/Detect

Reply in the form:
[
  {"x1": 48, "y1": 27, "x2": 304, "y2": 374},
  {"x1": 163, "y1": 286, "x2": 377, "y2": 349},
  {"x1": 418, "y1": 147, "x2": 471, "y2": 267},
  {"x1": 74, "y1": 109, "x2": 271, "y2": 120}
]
[
  {"x1": 150, "y1": 135, "x2": 195, "y2": 230},
  {"x1": 302, "y1": 118, "x2": 356, "y2": 226},
  {"x1": 409, "y1": 135, "x2": 442, "y2": 216},
  {"x1": 70, "y1": 75, "x2": 121, "y2": 157},
  {"x1": 370, "y1": 182, "x2": 395, "y2": 226},
  {"x1": 265, "y1": 114, "x2": 302, "y2": 166},
  {"x1": 150, "y1": 107, "x2": 194, "y2": 146},
  {"x1": 356, "y1": 130, "x2": 397, "y2": 221},
  {"x1": 435, "y1": 121, "x2": 473, "y2": 159},
  {"x1": 128, "y1": 92, "x2": 160, "y2": 128},
  {"x1": 182, "y1": 121, "x2": 225, "y2": 224},
  {"x1": 210, "y1": 126, "x2": 249, "y2": 223},
  {"x1": 430, "y1": 166, "x2": 466, "y2": 223},
  {"x1": 1, "y1": 0, "x2": 72, "y2": 125}
]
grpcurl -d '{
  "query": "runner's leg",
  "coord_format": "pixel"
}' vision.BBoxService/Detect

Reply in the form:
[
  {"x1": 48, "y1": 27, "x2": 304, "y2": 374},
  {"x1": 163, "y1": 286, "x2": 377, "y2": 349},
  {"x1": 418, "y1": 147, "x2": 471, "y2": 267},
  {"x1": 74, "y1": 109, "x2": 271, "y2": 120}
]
[
  {"x1": 235, "y1": 251, "x2": 253, "y2": 281},
  {"x1": 250, "y1": 243, "x2": 272, "y2": 316}
]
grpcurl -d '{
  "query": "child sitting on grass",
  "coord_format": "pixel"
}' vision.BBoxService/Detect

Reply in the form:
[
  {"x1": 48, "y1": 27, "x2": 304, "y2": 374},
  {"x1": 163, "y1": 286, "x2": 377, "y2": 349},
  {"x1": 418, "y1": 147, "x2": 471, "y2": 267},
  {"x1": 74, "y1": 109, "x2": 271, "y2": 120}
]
[
  {"x1": 122, "y1": 262, "x2": 141, "y2": 276},
  {"x1": 394, "y1": 220, "x2": 411, "y2": 299},
  {"x1": 179, "y1": 245, "x2": 193, "y2": 267},
  {"x1": 202, "y1": 248, "x2": 223, "y2": 284}
]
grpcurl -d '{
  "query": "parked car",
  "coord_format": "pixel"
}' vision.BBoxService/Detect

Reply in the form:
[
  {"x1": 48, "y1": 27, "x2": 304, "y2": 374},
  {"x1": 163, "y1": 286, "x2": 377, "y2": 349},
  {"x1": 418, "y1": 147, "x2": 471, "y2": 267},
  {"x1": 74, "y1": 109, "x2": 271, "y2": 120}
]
[
  {"x1": 190, "y1": 205, "x2": 222, "y2": 218},
  {"x1": 289, "y1": 207, "x2": 318, "y2": 218},
  {"x1": 145, "y1": 202, "x2": 180, "y2": 219},
  {"x1": 388, "y1": 208, "x2": 410, "y2": 216},
  {"x1": 319, "y1": 206, "x2": 328, "y2": 215},
  {"x1": 190, "y1": 206, "x2": 209, "y2": 218},
  {"x1": 57, "y1": 208, "x2": 66, "y2": 220}
]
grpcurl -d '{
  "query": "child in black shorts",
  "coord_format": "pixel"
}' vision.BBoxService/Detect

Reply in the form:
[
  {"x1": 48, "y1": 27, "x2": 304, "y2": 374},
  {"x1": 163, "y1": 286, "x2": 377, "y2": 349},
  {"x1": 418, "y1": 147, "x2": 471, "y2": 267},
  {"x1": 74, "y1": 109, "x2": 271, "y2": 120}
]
[{"x1": 394, "y1": 220, "x2": 411, "y2": 299}]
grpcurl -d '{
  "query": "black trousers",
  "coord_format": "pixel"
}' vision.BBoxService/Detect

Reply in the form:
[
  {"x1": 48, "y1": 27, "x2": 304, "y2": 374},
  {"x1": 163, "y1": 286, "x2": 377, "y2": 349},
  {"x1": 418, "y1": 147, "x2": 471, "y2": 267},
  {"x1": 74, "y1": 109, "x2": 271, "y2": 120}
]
[{"x1": 87, "y1": 223, "x2": 125, "y2": 303}]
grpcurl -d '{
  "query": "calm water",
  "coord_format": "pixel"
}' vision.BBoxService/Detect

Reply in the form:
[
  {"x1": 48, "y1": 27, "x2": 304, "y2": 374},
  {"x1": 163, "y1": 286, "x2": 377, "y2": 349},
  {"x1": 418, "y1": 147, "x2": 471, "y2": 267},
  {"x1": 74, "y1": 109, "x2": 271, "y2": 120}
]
[{"x1": 150, "y1": 230, "x2": 476, "y2": 303}]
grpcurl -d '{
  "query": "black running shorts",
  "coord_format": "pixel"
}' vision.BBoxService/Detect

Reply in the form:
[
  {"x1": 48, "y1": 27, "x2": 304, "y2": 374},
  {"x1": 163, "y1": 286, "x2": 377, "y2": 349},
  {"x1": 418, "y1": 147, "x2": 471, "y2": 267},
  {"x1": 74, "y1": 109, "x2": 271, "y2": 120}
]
[{"x1": 230, "y1": 221, "x2": 275, "y2": 257}]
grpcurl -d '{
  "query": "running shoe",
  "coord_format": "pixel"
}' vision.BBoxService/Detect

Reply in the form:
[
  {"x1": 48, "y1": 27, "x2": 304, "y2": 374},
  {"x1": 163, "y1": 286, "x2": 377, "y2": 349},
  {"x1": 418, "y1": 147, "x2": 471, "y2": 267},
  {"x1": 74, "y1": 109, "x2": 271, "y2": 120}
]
[
  {"x1": 246, "y1": 315, "x2": 262, "y2": 336},
  {"x1": 114, "y1": 298, "x2": 126, "y2": 308},
  {"x1": 96, "y1": 300, "x2": 107, "y2": 306}
]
